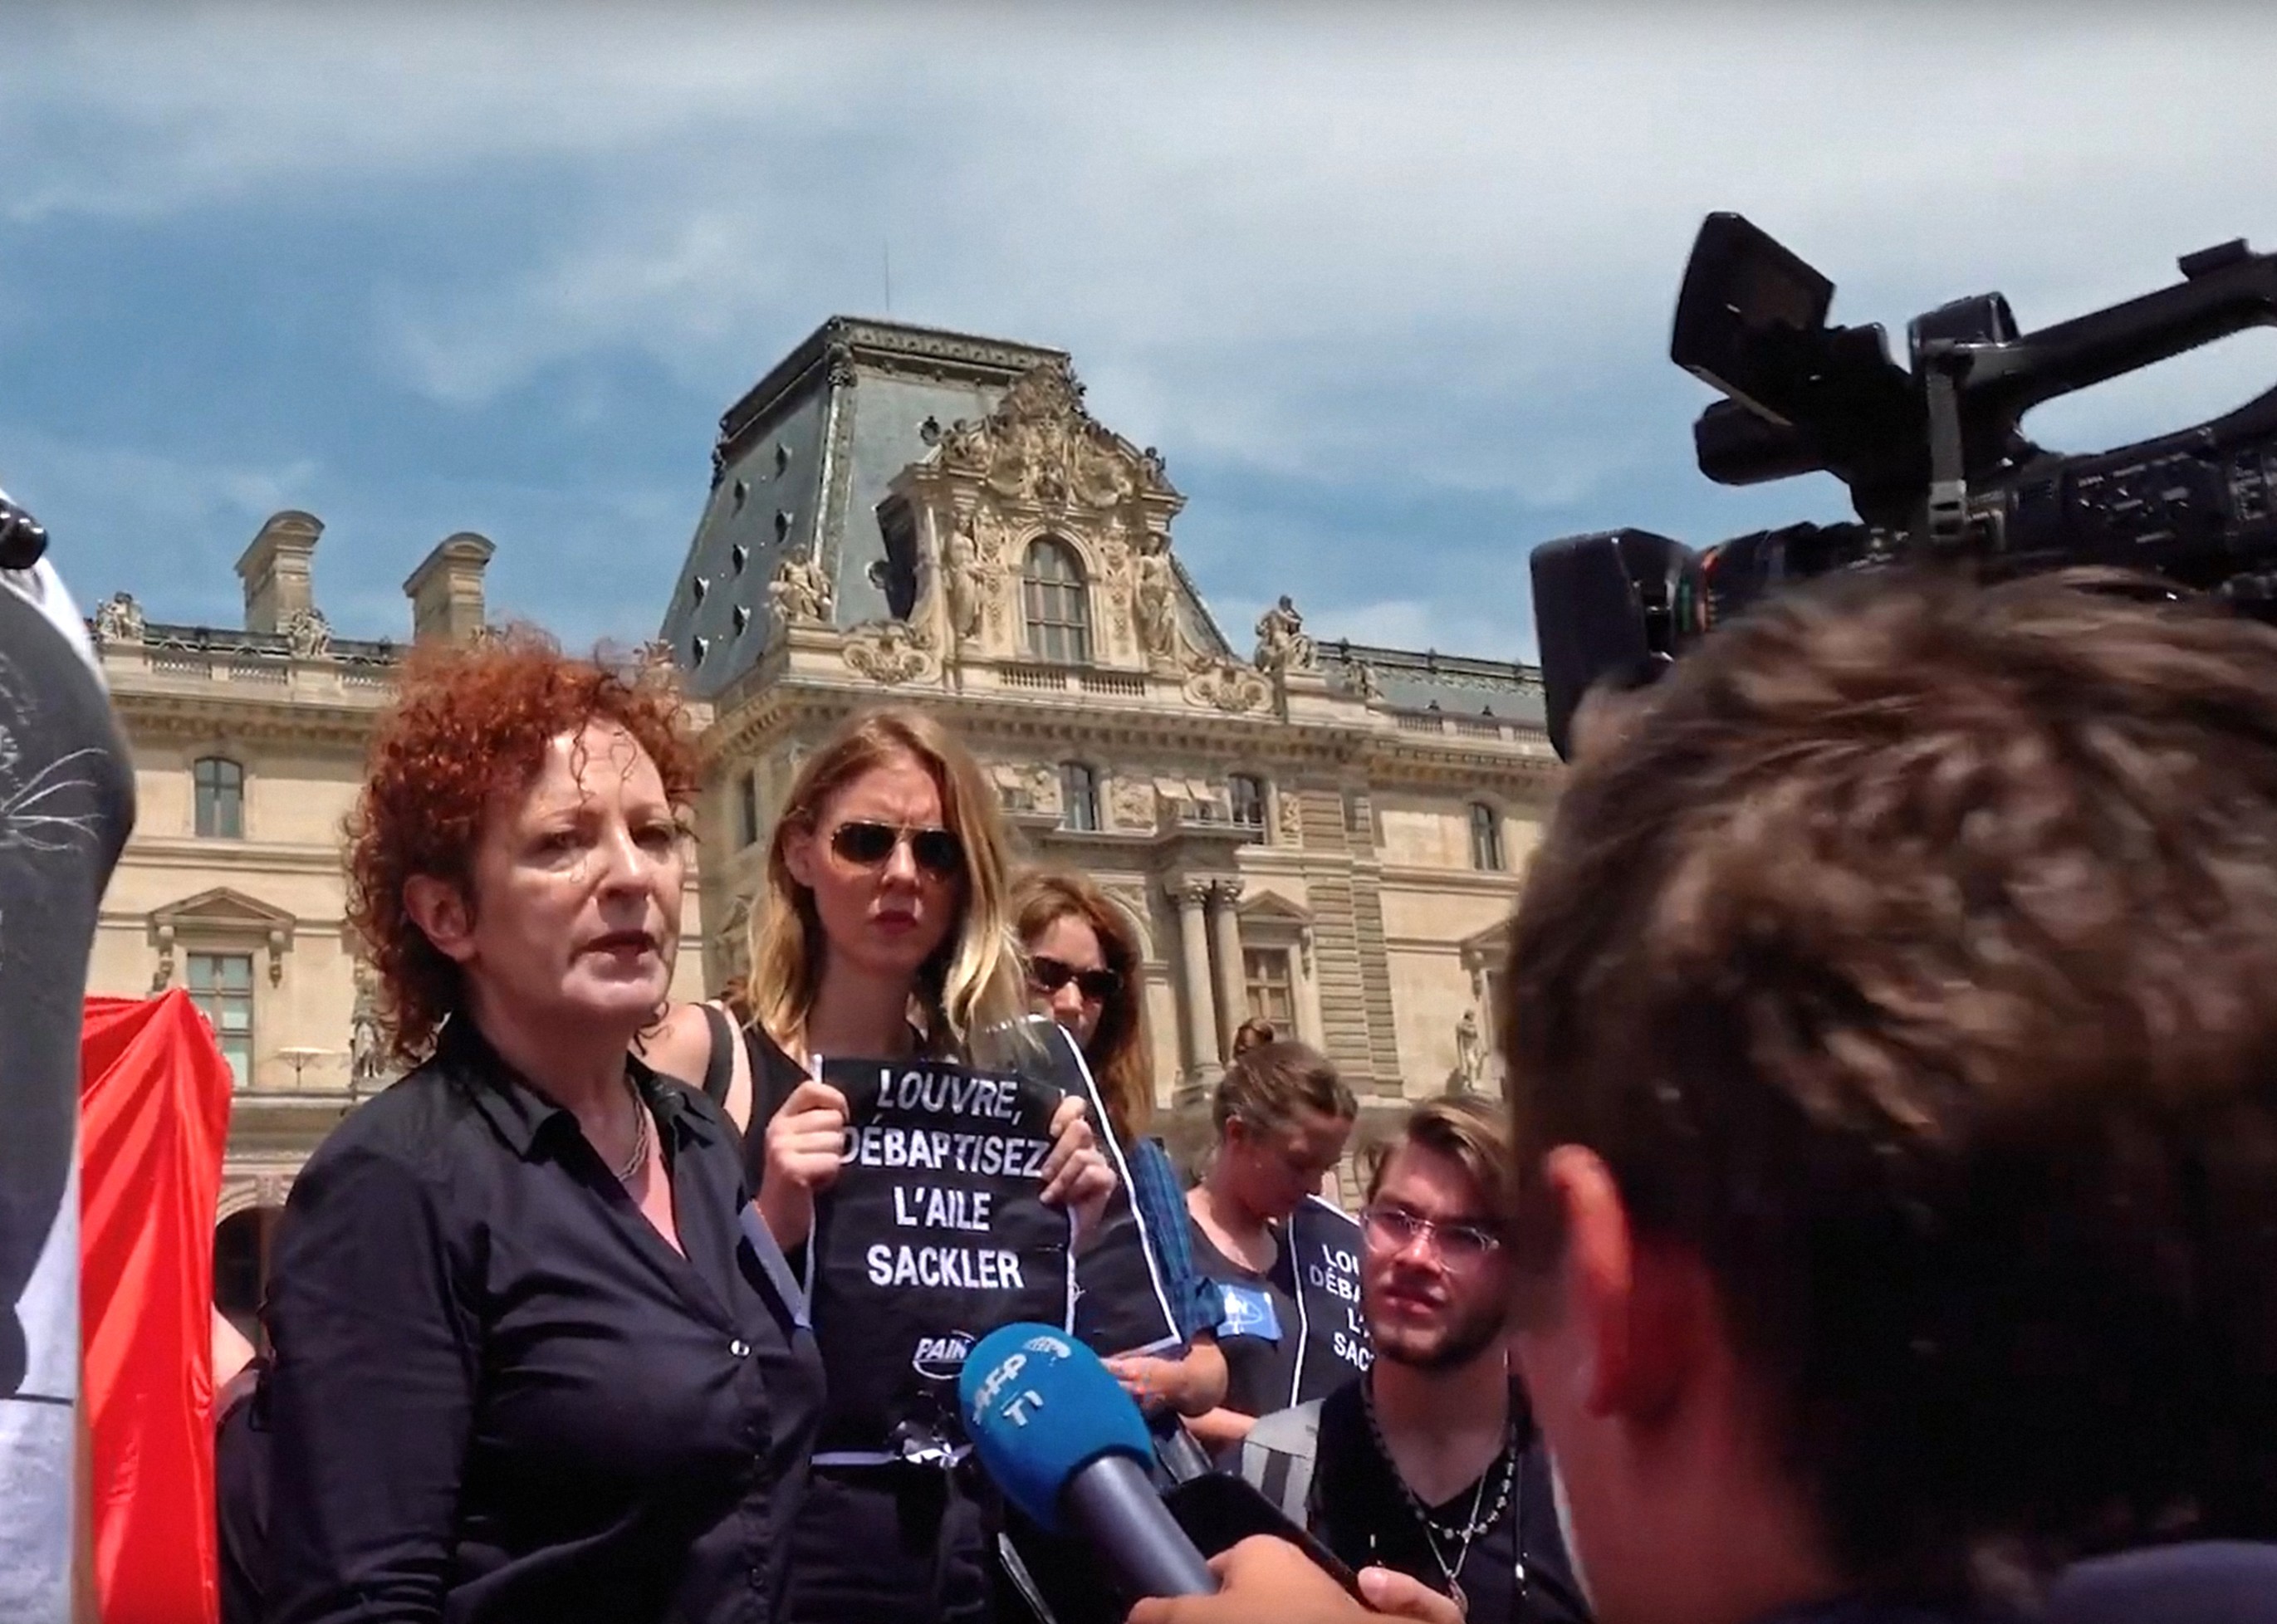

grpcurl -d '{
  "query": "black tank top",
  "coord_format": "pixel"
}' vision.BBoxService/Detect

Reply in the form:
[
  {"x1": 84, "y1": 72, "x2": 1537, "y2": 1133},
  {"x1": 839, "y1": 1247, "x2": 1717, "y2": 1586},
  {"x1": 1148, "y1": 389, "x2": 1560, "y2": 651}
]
[{"x1": 691, "y1": 1005, "x2": 807, "y2": 1197}]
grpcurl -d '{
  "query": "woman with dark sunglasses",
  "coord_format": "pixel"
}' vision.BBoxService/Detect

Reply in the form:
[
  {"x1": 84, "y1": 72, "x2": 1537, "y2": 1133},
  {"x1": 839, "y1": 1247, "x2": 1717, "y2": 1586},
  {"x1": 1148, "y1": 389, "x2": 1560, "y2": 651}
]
[
  {"x1": 997, "y1": 868, "x2": 1231, "y2": 1622},
  {"x1": 1014, "y1": 868, "x2": 1227, "y2": 1421},
  {"x1": 639, "y1": 707, "x2": 1112, "y2": 1624}
]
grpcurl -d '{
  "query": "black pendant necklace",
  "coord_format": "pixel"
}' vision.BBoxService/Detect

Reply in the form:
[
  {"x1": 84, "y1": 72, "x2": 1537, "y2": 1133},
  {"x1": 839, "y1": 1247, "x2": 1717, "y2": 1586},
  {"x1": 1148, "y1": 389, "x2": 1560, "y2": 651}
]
[{"x1": 1362, "y1": 1378, "x2": 1519, "y2": 1620}]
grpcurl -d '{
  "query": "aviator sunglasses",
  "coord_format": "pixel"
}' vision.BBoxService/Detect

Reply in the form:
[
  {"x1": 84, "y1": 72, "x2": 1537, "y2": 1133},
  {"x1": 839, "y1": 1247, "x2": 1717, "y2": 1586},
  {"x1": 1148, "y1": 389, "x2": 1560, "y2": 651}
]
[
  {"x1": 826, "y1": 819, "x2": 965, "y2": 880},
  {"x1": 1027, "y1": 955, "x2": 1123, "y2": 1003}
]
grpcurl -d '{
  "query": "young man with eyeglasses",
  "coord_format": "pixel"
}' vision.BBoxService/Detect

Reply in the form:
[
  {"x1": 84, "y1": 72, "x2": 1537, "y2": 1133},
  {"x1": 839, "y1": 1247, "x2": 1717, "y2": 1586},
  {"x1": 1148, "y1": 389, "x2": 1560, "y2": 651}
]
[{"x1": 1232, "y1": 1096, "x2": 1589, "y2": 1624}]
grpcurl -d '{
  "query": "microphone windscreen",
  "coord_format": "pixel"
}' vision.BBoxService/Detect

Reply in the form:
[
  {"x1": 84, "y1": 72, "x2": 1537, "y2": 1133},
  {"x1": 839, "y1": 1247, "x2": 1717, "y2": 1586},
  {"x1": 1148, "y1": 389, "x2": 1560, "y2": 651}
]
[{"x1": 959, "y1": 1322, "x2": 1154, "y2": 1533}]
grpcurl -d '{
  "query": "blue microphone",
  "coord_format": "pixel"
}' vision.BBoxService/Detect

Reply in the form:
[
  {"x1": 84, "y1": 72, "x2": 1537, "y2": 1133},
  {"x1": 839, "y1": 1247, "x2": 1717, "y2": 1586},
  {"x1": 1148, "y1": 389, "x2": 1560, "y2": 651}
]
[{"x1": 960, "y1": 1323, "x2": 1219, "y2": 1599}]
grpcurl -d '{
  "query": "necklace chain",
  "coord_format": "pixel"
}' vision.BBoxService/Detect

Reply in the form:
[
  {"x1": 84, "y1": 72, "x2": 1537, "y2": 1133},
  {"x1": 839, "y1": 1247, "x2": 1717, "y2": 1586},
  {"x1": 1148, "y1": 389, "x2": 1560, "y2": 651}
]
[
  {"x1": 1361, "y1": 1376, "x2": 1517, "y2": 1603},
  {"x1": 614, "y1": 1073, "x2": 650, "y2": 1182}
]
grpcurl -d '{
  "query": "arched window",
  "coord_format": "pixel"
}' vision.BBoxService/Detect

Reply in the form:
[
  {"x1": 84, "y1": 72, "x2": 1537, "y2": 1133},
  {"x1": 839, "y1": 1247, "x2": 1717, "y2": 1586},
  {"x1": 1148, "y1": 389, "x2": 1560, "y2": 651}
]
[
  {"x1": 1060, "y1": 763, "x2": 1099, "y2": 832},
  {"x1": 1229, "y1": 773, "x2": 1267, "y2": 831},
  {"x1": 1021, "y1": 538, "x2": 1091, "y2": 664},
  {"x1": 194, "y1": 756, "x2": 245, "y2": 839},
  {"x1": 1469, "y1": 801, "x2": 1505, "y2": 872}
]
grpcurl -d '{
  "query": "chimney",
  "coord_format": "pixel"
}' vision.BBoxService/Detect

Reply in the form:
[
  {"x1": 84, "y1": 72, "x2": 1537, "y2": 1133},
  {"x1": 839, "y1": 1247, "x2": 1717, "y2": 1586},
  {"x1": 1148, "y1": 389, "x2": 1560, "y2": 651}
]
[
  {"x1": 235, "y1": 511, "x2": 323, "y2": 633},
  {"x1": 404, "y1": 531, "x2": 496, "y2": 644}
]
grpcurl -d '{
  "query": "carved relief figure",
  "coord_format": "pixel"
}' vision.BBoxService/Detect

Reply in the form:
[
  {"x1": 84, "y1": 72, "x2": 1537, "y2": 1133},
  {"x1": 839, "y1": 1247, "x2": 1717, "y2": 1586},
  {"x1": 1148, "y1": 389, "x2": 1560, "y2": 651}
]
[
  {"x1": 841, "y1": 618, "x2": 936, "y2": 687},
  {"x1": 1183, "y1": 657, "x2": 1271, "y2": 716},
  {"x1": 1108, "y1": 777, "x2": 1156, "y2": 831},
  {"x1": 283, "y1": 606, "x2": 332, "y2": 661},
  {"x1": 92, "y1": 593, "x2": 144, "y2": 645},
  {"x1": 1134, "y1": 536, "x2": 1180, "y2": 664},
  {"x1": 768, "y1": 555, "x2": 834, "y2": 629},
  {"x1": 1277, "y1": 790, "x2": 1303, "y2": 844},
  {"x1": 1253, "y1": 594, "x2": 1317, "y2": 675}
]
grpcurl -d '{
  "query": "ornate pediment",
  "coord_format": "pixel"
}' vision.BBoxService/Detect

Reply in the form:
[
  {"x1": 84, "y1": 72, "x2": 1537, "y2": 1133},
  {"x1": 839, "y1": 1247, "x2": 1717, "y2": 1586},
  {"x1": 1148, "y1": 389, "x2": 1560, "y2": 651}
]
[
  {"x1": 925, "y1": 361, "x2": 1178, "y2": 514},
  {"x1": 154, "y1": 886, "x2": 297, "y2": 931},
  {"x1": 1459, "y1": 916, "x2": 1514, "y2": 971},
  {"x1": 149, "y1": 887, "x2": 298, "y2": 991},
  {"x1": 1237, "y1": 889, "x2": 1314, "y2": 927}
]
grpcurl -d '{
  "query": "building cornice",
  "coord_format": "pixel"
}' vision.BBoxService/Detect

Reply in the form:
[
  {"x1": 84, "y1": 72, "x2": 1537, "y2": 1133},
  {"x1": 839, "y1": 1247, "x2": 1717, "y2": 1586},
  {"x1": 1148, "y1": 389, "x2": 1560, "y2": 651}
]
[
  {"x1": 107, "y1": 688, "x2": 385, "y2": 747},
  {"x1": 703, "y1": 668, "x2": 1561, "y2": 785},
  {"x1": 110, "y1": 839, "x2": 354, "y2": 881}
]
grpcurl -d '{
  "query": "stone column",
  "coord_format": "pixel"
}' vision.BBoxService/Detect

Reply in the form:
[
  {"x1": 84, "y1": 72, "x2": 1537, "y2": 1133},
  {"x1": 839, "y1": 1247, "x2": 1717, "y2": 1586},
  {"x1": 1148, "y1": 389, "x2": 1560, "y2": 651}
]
[
  {"x1": 1208, "y1": 878, "x2": 1247, "y2": 1060},
  {"x1": 1168, "y1": 878, "x2": 1218, "y2": 1080}
]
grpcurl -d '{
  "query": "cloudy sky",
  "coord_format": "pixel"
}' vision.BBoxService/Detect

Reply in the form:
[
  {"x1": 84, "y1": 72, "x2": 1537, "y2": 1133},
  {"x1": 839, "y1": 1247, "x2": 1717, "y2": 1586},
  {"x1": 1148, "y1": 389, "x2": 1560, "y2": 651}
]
[{"x1": 3, "y1": 2, "x2": 2275, "y2": 661}]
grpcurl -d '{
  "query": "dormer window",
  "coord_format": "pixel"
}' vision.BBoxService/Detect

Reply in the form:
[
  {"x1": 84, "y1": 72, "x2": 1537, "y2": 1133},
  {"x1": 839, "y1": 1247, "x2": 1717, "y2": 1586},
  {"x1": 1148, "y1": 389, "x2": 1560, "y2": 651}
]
[{"x1": 1021, "y1": 538, "x2": 1090, "y2": 664}]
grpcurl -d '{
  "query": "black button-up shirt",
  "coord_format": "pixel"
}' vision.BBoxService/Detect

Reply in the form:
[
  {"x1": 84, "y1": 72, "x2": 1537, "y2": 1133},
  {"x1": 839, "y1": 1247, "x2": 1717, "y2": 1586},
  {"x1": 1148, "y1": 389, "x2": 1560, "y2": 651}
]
[{"x1": 261, "y1": 1020, "x2": 823, "y2": 1624}]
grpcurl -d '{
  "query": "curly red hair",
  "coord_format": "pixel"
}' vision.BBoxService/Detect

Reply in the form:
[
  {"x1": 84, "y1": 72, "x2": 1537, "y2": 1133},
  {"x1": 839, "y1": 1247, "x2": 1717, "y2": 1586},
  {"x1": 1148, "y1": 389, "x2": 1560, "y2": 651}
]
[{"x1": 345, "y1": 628, "x2": 700, "y2": 1064}]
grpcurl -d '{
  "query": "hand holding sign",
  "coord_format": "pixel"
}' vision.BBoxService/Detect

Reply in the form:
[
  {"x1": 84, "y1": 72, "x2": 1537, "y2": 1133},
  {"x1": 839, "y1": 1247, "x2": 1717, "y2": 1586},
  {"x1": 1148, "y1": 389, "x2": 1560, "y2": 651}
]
[
  {"x1": 757, "y1": 1075, "x2": 850, "y2": 1250},
  {"x1": 1039, "y1": 1093, "x2": 1114, "y2": 1244}
]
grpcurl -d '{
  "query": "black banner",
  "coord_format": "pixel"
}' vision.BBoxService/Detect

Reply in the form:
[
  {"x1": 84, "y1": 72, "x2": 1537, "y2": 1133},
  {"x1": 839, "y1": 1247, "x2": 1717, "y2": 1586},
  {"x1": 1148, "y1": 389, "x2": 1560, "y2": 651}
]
[
  {"x1": 1286, "y1": 1195, "x2": 1374, "y2": 1402},
  {"x1": 996, "y1": 1018, "x2": 1183, "y2": 1360},
  {"x1": 806, "y1": 1055, "x2": 1074, "y2": 1462}
]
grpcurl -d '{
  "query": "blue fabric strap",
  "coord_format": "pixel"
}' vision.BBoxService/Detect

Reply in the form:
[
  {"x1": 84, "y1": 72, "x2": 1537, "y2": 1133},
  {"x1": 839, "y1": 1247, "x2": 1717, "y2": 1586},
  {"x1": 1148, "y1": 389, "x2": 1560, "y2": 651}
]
[
  {"x1": 1127, "y1": 1136, "x2": 1217, "y2": 1340},
  {"x1": 737, "y1": 1202, "x2": 810, "y2": 1330}
]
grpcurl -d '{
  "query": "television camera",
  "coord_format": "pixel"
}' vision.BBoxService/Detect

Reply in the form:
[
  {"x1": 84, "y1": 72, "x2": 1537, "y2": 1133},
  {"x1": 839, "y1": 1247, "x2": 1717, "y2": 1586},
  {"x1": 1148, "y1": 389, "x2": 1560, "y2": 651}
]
[{"x1": 1531, "y1": 213, "x2": 2277, "y2": 759}]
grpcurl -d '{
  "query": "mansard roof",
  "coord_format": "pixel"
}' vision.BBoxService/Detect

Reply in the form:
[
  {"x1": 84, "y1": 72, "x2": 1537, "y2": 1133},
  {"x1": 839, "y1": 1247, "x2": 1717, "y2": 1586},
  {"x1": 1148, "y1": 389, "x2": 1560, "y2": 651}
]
[{"x1": 657, "y1": 316, "x2": 1236, "y2": 699}]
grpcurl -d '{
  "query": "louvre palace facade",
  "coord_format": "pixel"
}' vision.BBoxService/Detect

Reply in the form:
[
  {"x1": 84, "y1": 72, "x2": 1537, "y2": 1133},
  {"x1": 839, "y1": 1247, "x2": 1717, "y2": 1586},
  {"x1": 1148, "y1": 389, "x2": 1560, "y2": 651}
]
[{"x1": 76, "y1": 318, "x2": 1559, "y2": 1335}]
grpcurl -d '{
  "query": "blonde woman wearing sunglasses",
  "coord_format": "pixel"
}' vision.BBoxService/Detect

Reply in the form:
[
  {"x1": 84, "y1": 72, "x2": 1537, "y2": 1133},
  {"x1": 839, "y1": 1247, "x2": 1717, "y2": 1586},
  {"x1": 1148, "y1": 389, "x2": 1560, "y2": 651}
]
[{"x1": 641, "y1": 705, "x2": 1110, "y2": 1624}]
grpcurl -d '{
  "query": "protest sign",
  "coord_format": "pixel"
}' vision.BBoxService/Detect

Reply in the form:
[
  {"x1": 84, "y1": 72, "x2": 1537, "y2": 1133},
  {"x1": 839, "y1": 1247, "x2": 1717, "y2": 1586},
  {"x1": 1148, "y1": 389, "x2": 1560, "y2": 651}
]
[
  {"x1": 1286, "y1": 1194, "x2": 1374, "y2": 1401},
  {"x1": 806, "y1": 1054, "x2": 1074, "y2": 1463},
  {"x1": 999, "y1": 1018, "x2": 1182, "y2": 1359}
]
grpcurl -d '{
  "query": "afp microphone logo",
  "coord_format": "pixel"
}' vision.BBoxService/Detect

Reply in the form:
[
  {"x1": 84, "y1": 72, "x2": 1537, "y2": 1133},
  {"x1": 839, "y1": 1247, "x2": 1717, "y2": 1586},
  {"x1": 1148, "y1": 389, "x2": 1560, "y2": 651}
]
[{"x1": 967, "y1": 1329, "x2": 1070, "y2": 1428}]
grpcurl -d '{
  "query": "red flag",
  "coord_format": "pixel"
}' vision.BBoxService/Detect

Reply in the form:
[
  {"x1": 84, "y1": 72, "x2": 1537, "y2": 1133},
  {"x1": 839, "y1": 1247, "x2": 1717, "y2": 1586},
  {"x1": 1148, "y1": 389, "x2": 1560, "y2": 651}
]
[{"x1": 81, "y1": 990, "x2": 233, "y2": 1624}]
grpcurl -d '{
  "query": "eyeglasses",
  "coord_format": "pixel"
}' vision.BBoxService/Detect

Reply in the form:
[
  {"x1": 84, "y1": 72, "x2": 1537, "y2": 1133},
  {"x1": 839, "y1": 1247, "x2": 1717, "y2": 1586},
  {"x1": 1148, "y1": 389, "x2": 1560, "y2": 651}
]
[
  {"x1": 826, "y1": 819, "x2": 964, "y2": 880},
  {"x1": 1027, "y1": 955, "x2": 1122, "y2": 1003},
  {"x1": 1360, "y1": 1204, "x2": 1502, "y2": 1264}
]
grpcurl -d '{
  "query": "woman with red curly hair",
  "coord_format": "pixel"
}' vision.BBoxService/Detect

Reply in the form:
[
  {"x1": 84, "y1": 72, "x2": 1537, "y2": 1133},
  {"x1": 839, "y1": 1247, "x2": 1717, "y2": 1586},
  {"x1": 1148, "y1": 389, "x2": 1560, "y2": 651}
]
[{"x1": 255, "y1": 631, "x2": 823, "y2": 1624}]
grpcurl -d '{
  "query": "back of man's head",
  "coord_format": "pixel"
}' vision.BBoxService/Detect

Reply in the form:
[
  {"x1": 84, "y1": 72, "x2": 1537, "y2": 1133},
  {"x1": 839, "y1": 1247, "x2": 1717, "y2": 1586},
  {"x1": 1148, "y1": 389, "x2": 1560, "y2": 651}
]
[{"x1": 1501, "y1": 570, "x2": 2277, "y2": 1602}]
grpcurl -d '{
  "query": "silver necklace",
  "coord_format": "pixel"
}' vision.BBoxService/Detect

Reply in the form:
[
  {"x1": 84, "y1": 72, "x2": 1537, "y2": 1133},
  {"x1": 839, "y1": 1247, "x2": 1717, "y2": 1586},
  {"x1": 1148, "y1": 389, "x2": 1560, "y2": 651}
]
[
  {"x1": 614, "y1": 1073, "x2": 651, "y2": 1182},
  {"x1": 1362, "y1": 1377, "x2": 1518, "y2": 1620}
]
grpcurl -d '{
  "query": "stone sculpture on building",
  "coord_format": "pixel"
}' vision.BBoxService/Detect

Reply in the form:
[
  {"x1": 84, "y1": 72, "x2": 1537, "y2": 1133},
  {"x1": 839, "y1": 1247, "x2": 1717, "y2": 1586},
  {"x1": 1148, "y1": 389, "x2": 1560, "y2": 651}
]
[
  {"x1": 92, "y1": 592, "x2": 145, "y2": 645},
  {"x1": 768, "y1": 554, "x2": 833, "y2": 629},
  {"x1": 1454, "y1": 1006, "x2": 1486, "y2": 1092},
  {"x1": 349, "y1": 961, "x2": 387, "y2": 1093},
  {"x1": 942, "y1": 521, "x2": 990, "y2": 643},
  {"x1": 1254, "y1": 594, "x2": 1316, "y2": 675},
  {"x1": 282, "y1": 606, "x2": 332, "y2": 661},
  {"x1": 1134, "y1": 536, "x2": 1181, "y2": 665}
]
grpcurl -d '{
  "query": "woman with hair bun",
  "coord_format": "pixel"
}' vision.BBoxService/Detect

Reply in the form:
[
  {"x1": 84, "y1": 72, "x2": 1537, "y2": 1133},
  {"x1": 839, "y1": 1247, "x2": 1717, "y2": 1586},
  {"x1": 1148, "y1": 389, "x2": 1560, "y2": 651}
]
[{"x1": 1186, "y1": 1040, "x2": 1358, "y2": 1452}]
